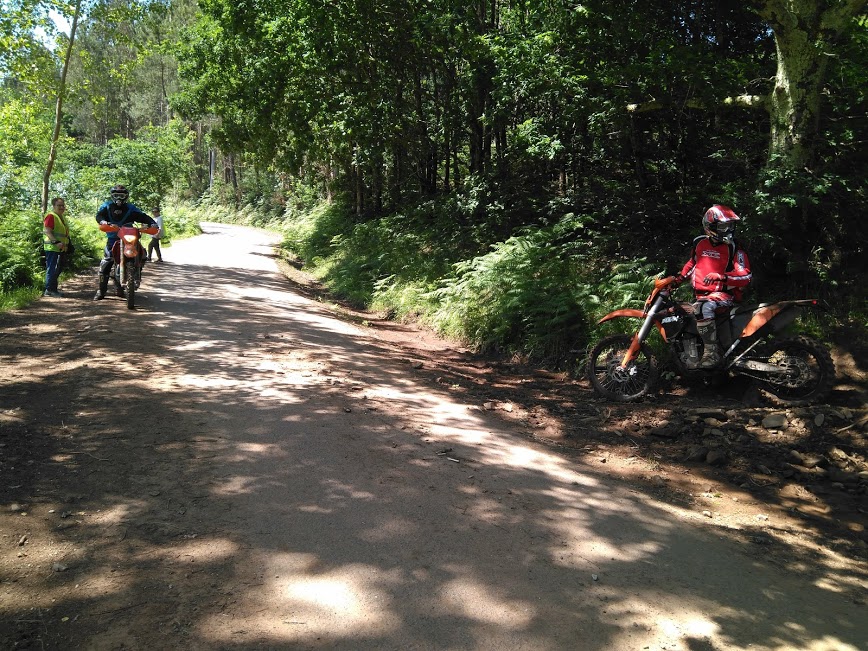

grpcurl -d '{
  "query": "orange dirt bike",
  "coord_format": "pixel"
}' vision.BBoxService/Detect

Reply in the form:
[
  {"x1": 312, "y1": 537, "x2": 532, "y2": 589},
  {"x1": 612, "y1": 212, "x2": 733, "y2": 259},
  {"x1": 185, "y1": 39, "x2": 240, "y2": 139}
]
[
  {"x1": 99, "y1": 223, "x2": 159, "y2": 309},
  {"x1": 586, "y1": 275, "x2": 835, "y2": 405}
]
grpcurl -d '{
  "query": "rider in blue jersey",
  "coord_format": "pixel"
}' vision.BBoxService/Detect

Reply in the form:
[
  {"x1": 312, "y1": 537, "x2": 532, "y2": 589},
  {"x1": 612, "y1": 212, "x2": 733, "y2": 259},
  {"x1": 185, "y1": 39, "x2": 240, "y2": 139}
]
[{"x1": 93, "y1": 185, "x2": 157, "y2": 300}]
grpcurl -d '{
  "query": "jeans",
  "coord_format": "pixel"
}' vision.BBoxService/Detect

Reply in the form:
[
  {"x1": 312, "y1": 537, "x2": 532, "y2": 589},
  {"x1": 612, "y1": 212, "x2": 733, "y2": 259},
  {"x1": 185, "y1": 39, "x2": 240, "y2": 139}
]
[
  {"x1": 45, "y1": 250, "x2": 62, "y2": 291},
  {"x1": 694, "y1": 296, "x2": 735, "y2": 320},
  {"x1": 148, "y1": 238, "x2": 162, "y2": 260}
]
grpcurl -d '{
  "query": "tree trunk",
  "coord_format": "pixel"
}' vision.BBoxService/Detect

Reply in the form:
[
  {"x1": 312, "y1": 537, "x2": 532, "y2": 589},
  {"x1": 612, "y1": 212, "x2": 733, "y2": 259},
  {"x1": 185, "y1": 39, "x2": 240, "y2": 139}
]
[
  {"x1": 228, "y1": 154, "x2": 240, "y2": 207},
  {"x1": 41, "y1": 0, "x2": 82, "y2": 214},
  {"x1": 756, "y1": 0, "x2": 867, "y2": 169}
]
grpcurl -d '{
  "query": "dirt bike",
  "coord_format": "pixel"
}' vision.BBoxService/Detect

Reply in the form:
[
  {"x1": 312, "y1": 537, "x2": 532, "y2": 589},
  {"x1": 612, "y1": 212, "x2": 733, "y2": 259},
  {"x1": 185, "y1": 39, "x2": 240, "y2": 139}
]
[
  {"x1": 586, "y1": 275, "x2": 835, "y2": 405},
  {"x1": 99, "y1": 223, "x2": 159, "y2": 309}
]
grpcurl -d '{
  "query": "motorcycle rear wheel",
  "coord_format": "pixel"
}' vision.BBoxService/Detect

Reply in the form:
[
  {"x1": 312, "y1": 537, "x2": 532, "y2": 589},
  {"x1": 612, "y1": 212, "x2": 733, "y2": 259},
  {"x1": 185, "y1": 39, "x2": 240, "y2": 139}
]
[
  {"x1": 587, "y1": 334, "x2": 659, "y2": 401},
  {"x1": 751, "y1": 335, "x2": 835, "y2": 405}
]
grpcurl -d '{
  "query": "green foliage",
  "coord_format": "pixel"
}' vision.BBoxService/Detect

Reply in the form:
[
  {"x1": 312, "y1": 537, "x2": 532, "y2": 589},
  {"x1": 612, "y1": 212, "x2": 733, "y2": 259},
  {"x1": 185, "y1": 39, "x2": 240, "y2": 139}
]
[
  {"x1": 430, "y1": 228, "x2": 575, "y2": 356},
  {"x1": 98, "y1": 121, "x2": 194, "y2": 208},
  {"x1": 0, "y1": 285, "x2": 43, "y2": 311},
  {"x1": 428, "y1": 224, "x2": 659, "y2": 359},
  {"x1": 158, "y1": 201, "x2": 202, "y2": 243},
  {"x1": 279, "y1": 198, "x2": 465, "y2": 308},
  {"x1": 276, "y1": 198, "x2": 662, "y2": 361},
  {"x1": 281, "y1": 201, "x2": 354, "y2": 265},
  {"x1": 0, "y1": 95, "x2": 52, "y2": 211},
  {"x1": 0, "y1": 210, "x2": 43, "y2": 291}
]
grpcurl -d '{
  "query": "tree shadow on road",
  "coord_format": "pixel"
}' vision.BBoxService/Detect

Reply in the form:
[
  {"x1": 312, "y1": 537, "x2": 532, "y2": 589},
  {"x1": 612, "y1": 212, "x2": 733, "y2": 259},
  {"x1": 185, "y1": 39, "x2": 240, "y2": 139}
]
[{"x1": 0, "y1": 256, "x2": 865, "y2": 650}]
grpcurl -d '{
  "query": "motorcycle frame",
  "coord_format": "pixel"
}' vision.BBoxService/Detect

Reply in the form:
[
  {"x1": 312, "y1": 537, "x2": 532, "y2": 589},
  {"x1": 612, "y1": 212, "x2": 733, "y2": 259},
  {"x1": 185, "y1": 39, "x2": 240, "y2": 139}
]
[
  {"x1": 100, "y1": 222, "x2": 159, "y2": 292},
  {"x1": 597, "y1": 277, "x2": 822, "y2": 370}
]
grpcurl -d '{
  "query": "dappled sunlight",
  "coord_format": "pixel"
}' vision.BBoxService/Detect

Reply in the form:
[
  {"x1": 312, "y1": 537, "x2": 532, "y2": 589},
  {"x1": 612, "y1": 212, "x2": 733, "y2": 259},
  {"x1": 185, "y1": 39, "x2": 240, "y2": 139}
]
[
  {"x1": 173, "y1": 339, "x2": 220, "y2": 352},
  {"x1": 213, "y1": 442, "x2": 289, "y2": 464},
  {"x1": 296, "y1": 503, "x2": 335, "y2": 514},
  {"x1": 814, "y1": 572, "x2": 866, "y2": 594},
  {"x1": 321, "y1": 479, "x2": 377, "y2": 502},
  {"x1": 147, "y1": 537, "x2": 240, "y2": 564},
  {"x1": 175, "y1": 373, "x2": 242, "y2": 389},
  {"x1": 436, "y1": 574, "x2": 536, "y2": 627},
  {"x1": 780, "y1": 637, "x2": 862, "y2": 651},
  {"x1": 357, "y1": 516, "x2": 418, "y2": 544},
  {"x1": 211, "y1": 475, "x2": 260, "y2": 495},
  {"x1": 552, "y1": 538, "x2": 665, "y2": 568},
  {"x1": 2, "y1": 224, "x2": 864, "y2": 650},
  {"x1": 602, "y1": 595, "x2": 731, "y2": 650},
  {"x1": 761, "y1": 625, "x2": 866, "y2": 651},
  {"x1": 499, "y1": 444, "x2": 552, "y2": 470},
  {"x1": 90, "y1": 502, "x2": 139, "y2": 526},
  {"x1": 285, "y1": 577, "x2": 361, "y2": 612},
  {"x1": 198, "y1": 560, "x2": 403, "y2": 644},
  {"x1": 235, "y1": 442, "x2": 282, "y2": 455}
]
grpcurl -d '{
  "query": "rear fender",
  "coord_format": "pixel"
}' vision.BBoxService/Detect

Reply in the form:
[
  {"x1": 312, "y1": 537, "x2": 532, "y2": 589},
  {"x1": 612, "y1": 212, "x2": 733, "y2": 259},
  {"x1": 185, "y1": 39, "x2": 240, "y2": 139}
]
[{"x1": 739, "y1": 300, "x2": 818, "y2": 339}]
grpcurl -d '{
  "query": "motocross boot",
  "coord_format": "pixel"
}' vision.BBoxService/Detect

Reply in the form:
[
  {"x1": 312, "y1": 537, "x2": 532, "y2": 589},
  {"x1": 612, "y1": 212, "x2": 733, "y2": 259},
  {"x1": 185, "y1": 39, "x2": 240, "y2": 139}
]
[
  {"x1": 696, "y1": 319, "x2": 721, "y2": 369},
  {"x1": 93, "y1": 273, "x2": 109, "y2": 300},
  {"x1": 111, "y1": 268, "x2": 125, "y2": 297}
]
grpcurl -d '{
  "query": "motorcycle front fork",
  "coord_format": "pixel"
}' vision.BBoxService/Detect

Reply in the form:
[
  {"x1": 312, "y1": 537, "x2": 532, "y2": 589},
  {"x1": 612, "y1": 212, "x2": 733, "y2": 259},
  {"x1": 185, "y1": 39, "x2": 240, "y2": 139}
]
[{"x1": 116, "y1": 258, "x2": 140, "y2": 287}]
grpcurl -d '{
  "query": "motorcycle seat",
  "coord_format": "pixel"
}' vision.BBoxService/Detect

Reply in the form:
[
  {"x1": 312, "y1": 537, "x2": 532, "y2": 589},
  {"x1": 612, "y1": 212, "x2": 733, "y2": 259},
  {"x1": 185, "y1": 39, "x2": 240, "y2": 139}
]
[{"x1": 728, "y1": 303, "x2": 774, "y2": 317}]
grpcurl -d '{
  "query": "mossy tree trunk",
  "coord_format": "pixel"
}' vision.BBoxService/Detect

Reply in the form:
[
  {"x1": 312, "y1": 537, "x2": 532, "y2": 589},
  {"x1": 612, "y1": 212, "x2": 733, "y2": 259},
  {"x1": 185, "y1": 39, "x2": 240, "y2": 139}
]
[{"x1": 756, "y1": 0, "x2": 866, "y2": 170}]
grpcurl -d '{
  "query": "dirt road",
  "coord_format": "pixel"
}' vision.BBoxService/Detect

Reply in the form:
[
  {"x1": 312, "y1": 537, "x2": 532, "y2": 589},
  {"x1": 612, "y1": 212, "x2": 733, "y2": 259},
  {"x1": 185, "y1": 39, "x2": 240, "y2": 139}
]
[{"x1": 1, "y1": 223, "x2": 866, "y2": 650}]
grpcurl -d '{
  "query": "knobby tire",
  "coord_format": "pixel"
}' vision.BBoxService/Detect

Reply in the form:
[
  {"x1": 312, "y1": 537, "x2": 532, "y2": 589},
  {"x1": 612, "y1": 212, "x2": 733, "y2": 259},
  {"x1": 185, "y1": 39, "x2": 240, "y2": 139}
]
[
  {"x1": 126, "y1": 271, "x2": 135, "y2": 310},
  {"x1": 587, "y1": 334, "x2": 658, "y2": 402},
  {"x1": 752, "y1": 335, "x2": 835, "y2": 406}
]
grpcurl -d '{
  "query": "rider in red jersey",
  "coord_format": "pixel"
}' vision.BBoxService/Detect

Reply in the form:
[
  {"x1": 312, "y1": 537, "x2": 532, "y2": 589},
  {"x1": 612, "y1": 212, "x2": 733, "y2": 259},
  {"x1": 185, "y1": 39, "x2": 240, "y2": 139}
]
[{"x1": 676, "y1": 205, "x2": 752, "y2": 368}]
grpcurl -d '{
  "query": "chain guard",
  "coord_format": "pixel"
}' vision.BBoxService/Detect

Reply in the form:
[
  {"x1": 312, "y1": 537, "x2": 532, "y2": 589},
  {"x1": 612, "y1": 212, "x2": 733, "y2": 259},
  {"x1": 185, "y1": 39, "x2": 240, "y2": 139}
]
[{"x1": 734, "y1": 354, "x2": 813, "y2": 388}]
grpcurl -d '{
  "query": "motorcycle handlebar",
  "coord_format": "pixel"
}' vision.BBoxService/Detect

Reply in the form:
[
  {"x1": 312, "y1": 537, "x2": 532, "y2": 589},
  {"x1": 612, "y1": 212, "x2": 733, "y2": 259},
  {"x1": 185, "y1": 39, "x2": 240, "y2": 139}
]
[
  {"x1": 99, "y1": 223, "x2": 159, "y2": 236},
  {"x1": 655, "y1": 275, "x2": 681, "y2": 289}
]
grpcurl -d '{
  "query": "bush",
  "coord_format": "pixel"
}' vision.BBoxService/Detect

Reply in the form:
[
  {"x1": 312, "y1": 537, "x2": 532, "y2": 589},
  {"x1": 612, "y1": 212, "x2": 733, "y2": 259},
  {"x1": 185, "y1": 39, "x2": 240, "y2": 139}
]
[
  {"x1": 0, "y1": 210, "x2": 44, "y2": 292},
  {"x1": 427, "y1": 219, "x2": 657, "y2": 359}
]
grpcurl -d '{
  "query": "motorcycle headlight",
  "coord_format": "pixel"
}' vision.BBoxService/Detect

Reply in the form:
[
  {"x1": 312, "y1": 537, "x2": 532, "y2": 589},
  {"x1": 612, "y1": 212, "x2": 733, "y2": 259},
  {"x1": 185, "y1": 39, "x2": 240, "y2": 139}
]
[{"x1": 122, "y1": 234, "x2": 137, "y2": 243}]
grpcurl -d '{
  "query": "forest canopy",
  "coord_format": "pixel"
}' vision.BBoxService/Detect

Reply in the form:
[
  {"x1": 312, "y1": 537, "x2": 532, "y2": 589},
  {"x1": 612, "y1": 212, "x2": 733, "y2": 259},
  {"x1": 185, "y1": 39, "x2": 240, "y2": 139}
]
[{"x1": 2, "y1": 0, "x2": 866, "y2": 357}]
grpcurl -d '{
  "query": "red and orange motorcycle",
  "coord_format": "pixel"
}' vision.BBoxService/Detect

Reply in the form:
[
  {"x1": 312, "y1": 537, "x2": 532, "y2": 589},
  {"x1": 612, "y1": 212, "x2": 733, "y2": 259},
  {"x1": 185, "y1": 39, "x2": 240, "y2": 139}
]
[
  {"x1": 586, "y1": 275, "x2": 835, "y2": 405},
  {"x1": 99, "y1": 223, "x2": 159, "y2": 309}
]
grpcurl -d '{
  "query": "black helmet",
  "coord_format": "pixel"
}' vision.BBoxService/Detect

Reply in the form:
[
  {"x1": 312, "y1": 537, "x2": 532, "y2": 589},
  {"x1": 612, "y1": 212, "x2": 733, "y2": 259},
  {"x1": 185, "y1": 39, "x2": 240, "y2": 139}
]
[{"x1": 110, "y1": 185, "x2": 129, "y2": 205}]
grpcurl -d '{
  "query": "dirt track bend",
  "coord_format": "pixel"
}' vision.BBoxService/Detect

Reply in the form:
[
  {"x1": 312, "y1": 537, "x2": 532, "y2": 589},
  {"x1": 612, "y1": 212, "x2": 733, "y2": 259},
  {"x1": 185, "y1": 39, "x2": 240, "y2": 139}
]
[{"x1": 0, "y1": 223, "x2": 865, "y2": 650}]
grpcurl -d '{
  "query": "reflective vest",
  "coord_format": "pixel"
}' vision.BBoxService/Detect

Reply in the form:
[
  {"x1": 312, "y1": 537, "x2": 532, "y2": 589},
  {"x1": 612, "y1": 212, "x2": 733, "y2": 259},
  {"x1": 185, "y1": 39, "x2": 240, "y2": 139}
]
[{"x1": 43, "y1": 211, "x2": 70, "y2": 252}]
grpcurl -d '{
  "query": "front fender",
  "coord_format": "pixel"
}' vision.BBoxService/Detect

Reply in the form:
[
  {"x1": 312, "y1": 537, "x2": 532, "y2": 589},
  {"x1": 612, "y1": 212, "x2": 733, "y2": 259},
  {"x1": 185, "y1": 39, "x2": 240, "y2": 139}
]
[
  {"x1": 598, "y1": 308, "x2": 645, "y2": 324},
  {"x1": 598, "y1": 308, "x2": 668, "y2": 341}
]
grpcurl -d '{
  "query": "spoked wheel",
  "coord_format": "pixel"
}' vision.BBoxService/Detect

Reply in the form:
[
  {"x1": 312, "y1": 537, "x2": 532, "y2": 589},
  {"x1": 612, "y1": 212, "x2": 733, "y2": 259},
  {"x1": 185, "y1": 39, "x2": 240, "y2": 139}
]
[
  {"x1": 749, "y1": 336, "x2": 835, "y2": 405},
  {"x1": 587, "y1": 334, "x2": 659, "y2": 401}
]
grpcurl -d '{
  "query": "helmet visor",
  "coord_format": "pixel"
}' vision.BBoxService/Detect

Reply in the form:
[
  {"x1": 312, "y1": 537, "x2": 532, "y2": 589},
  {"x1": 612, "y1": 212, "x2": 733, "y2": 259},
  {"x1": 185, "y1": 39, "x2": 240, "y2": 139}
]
[{"x1": 715, "y1": 222, "x2": 735, "y2": 236}]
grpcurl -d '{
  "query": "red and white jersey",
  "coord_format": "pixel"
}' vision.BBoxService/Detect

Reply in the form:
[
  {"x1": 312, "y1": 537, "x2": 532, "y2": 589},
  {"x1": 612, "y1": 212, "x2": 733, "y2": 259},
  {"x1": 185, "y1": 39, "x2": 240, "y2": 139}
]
[{"x1": 680, "y1": 236, "x2": 751, "y2": 300}]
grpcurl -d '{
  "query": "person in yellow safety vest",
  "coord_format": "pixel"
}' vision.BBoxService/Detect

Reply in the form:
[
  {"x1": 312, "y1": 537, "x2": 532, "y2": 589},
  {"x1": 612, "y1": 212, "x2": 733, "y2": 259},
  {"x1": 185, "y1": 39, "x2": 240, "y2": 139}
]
[{"x1": 43, "y1": 197, "x2": 70, "y2": 298}]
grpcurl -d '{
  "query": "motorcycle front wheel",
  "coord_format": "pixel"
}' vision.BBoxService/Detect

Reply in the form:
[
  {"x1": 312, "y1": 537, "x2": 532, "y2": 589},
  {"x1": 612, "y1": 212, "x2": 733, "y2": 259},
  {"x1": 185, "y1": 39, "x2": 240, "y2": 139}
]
[
  {"x1": 587, "y1": 334, "x2": 659, "y2": 401},
  {"x1": 126, "y1": 269, "x2": 136, "y2": 309},
  {"x1": 751, "y1": 335, "x2": 835, "y2": 405}
]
